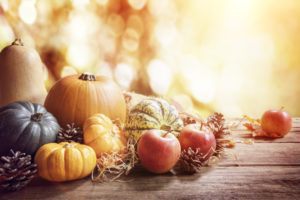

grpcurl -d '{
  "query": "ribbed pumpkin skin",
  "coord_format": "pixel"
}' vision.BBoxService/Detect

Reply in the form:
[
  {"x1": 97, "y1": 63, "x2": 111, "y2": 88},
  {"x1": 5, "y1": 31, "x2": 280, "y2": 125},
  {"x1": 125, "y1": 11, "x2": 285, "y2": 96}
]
[
  {"x1": 44, "y1": 74, "x2": 126, "y2": 128},
  {"x1": 83, "y1": 114, "x2": 127, "y2": 158},
  {"x1": 34, "y1": 142, "x2": 97, "y2": 182},
  {"x1": 0, "y1": 101, "x2": 60, "y2": 156},
  {"x1": 125, "y1": 98, "x2": 183, "y2": 140}
]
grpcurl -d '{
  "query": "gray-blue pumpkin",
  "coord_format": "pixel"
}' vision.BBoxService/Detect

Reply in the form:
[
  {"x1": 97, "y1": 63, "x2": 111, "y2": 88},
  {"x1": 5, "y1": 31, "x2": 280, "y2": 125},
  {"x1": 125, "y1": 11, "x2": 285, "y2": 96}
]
[{"x1": 0, "y1": 101, "x2": 60, "y2": 155}]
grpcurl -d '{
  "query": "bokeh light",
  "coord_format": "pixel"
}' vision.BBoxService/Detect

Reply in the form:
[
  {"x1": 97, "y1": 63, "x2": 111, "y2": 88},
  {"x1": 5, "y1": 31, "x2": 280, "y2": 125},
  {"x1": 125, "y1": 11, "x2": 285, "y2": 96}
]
[
  {"x1": 60, "y1": 66, "x2": 77, "y2": 78},
  {"x1": 128, "y1": 0, "x2": 147, "y2": 10},
  {"x1": 114, "y1": 63, "x2": 135, "y2": 89},
  {"x1": 147, "y1": 59, "x2": 173, "y2": 95},
  {"x1": 18, "y1": 0, "x2": 37, "y2": 24},
  {"x1": 1, "y1": 0, "x2": 300, "y2": 118},
  {"x1": 122, "y1": 28, "x2": 139, "y2": 52}
]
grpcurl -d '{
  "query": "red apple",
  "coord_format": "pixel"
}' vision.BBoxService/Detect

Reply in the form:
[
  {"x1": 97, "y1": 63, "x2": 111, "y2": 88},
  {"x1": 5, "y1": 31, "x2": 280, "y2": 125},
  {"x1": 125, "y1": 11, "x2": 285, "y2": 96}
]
[
  {"x1": 137, "y1": 129, "x2": 181, "y2": 174},
  {"x1": 261, "y1": 109, "x2": 292, "y2": 137},
  {"x1": 178, "y1": 124, "x2": 216, "y2": 161}
]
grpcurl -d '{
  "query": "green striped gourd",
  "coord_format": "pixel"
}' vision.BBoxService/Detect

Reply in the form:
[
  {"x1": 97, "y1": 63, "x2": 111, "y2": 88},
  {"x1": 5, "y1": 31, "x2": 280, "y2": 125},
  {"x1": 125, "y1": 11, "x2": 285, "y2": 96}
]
[{"x1": 125, "y1": 98, "x2": 183, "y2": 140}]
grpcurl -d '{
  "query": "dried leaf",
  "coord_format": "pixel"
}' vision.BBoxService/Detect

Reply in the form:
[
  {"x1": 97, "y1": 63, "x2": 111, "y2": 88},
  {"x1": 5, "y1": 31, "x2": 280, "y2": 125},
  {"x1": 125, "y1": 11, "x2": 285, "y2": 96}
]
[
  {"x1": 253, "y1": 131, "x2": 284, "y2": 138},
  {"x1": 243, "y1": 115, "x2": 261, "y2": 124},
  {"x1": 242, "y1": 115, "x2": 283, "y2": 138},
  {"x1": 243, "y1": 123, "x2": 255, "y2": 131}
]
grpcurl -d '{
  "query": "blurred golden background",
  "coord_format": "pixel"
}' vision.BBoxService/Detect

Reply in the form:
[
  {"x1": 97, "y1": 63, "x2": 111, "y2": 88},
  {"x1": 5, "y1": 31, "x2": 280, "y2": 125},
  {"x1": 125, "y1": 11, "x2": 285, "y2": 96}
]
[{"x1": 0, "y1": 0, "x2": 299, "y2": 118}]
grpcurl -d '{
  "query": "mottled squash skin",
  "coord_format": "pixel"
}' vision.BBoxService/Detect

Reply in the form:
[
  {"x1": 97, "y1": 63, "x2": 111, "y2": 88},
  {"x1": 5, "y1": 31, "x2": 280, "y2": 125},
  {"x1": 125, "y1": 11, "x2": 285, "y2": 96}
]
[{"x1": 125, "y1": 98, "x2": 183, "y2": 140}]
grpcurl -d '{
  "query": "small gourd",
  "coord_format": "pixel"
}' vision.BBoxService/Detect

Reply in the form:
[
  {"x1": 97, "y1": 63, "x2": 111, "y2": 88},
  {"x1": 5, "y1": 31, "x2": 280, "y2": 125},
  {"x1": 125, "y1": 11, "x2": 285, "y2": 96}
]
[
  {"x1": 83, "y1": 113, "x2": 126, "y2": 158},
  {"x1": 125, "y1": 98, "x2": 183, "y2": 140},
  {"x1": 34, "y1": 142, "x2": 97, "y2": 182}
]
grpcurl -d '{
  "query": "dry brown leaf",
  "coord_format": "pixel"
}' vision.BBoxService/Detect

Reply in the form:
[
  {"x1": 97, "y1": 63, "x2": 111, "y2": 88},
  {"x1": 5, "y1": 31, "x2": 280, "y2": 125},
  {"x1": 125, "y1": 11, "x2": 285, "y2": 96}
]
[{"x1": 242, "y1": 115, "x2": 283, "y2": 138}]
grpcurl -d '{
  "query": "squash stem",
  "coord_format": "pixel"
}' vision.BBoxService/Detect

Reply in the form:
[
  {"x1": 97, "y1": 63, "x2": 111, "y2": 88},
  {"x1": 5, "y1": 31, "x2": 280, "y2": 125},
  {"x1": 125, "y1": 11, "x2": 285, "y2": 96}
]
[
  {"x1": 79, "y1": 72, "x2": 96, "y2": 81},
  {"x1": 12, "y1": 38, "x2": 24, "y2": 46},
  {"x1": 161, "y1": 124, "x2": 171, "y2": 131},
  {"x1": 31, "y1": 112, "x2": 43, "y2": 122},
  {"x1": 63, "y1": 144, "x2": 74, "y2": 148}
]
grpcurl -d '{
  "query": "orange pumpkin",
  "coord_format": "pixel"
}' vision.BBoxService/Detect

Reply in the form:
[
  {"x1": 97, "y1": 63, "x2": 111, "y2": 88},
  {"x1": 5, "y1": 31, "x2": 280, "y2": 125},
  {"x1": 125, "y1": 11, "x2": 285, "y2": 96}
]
[
  {"x1": 34, "y1": 142, "x2": 97, "y2": 182},
  {"x1": 44, "y1": 73, "x2": 126, "y2": 128},
  {"x1": 83, "y1": 113, "x2": 127, "y2": 158}
]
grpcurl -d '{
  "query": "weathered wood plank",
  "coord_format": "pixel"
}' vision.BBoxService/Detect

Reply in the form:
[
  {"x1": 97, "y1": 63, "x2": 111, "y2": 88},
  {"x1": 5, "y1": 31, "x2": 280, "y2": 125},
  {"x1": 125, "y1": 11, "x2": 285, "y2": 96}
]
[
  {"x1": 231, "y1": 130, "x2": 300, "y2": 143},
  {"x1": 2, "y1": 166, "x2": 300, "y2": 200},
  {"x1": 219, "y1": 143, "x2": 300, "y2": 166}
]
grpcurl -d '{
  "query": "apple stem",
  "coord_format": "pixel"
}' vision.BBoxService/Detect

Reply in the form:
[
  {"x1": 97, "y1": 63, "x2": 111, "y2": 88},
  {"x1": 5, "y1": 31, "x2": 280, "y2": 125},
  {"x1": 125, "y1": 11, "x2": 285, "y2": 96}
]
[
  {"x1": 162, "y1": 131, "x2": 170, "y2": 137},
  {"x1": 280, "y1": 106, "x2": 284, "y2": 110}
]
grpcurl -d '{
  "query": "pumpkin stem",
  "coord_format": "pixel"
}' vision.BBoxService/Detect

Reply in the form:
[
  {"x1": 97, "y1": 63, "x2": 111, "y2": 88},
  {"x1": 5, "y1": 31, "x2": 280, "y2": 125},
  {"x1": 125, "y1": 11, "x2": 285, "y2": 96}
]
[
  {"x1": 79, "y1": 72, "x2": 96, "y2": 81},
  {"x1": 31, "y1": 113, "x2": 43, "y2": 122},
  {"x1": 161, "y1": 124, "x2": 172, "y2": 131},
  {"x1": 12, "y1": 38, "x2": 24, "y2": 46},
  {"x1": 63, "y1": 144, "x2": 74, "y2": 148}
]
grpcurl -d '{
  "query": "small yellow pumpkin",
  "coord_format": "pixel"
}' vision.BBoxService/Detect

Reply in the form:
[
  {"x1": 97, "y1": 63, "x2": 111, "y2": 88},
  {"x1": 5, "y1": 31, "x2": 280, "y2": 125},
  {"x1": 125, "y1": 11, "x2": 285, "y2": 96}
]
[
  {"x1": 83, "y1": 113, "x2": 127, "y2": 158},
  {"x1": 34, "y1": 142, "x2": 96, "y2": 182}
]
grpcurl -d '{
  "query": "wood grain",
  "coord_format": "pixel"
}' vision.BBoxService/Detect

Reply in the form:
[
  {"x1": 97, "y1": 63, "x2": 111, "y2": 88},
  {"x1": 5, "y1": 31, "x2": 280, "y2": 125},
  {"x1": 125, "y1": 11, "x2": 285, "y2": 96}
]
[
  {"x1": 2, "y1": 167, "x2": 300, "y2": 200},
  {"x1": 219, "y1": 143, "x2": 300, "y2": 166},
  {"x1": 1, "y1": 118, "x2": 300, "y2": 200}
]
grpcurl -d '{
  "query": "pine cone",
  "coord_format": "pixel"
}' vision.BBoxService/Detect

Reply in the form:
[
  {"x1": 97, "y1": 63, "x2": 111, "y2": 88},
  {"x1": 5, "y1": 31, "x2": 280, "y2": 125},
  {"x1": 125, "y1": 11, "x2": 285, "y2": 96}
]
[
  {"x1": 206, "y1": 112, "x2": 233, "y2": 153},
  {"x1": 56, "y1": 123, "x2": 83, "y2": 143},
  {"x1": 206, "y1": 112, "x2": 230, "y2": 139},
  {"x1": 0, "y1": 150, "x2": 37, "y2": 192},
  {"x1": 179, "y1": 147, "x2": 207, "y2": 174}
]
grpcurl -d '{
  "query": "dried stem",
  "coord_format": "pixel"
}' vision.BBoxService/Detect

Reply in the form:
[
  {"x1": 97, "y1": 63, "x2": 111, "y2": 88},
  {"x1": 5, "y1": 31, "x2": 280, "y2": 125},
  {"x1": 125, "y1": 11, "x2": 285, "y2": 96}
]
[
  {"x1": 12, "y1": 38, "x2": 24, "y2": 46},
  {"x1": 91, "y1": 136, "x2": 138, "y2": 182}
]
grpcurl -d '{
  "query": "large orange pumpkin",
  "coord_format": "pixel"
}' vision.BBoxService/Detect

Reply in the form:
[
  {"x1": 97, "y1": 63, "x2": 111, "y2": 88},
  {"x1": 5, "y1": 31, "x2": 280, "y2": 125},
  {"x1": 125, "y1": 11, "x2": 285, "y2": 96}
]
[{"x1": 44, "y1": 73, "x2": 126, "y2": 128}]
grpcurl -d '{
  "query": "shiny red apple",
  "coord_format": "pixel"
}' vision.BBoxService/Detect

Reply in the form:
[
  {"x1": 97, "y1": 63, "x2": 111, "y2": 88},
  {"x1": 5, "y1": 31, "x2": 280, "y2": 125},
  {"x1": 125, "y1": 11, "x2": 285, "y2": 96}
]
[
  {"x1": 261, "y1": 109, "x2": 292, "y2": 137},
  {"x1": 137, "y1": 129, "x2": 181, "y2": 174},
  {"x1": 178, "y1": 124, "x2": 216, "y2": 161}
]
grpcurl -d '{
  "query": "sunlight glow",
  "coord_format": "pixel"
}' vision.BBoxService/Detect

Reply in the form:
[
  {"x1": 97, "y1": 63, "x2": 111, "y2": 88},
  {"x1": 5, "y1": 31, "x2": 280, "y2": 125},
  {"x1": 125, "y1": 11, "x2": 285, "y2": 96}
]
[
  {"x1": 67, "y1": 44, "x2": 94, "y2": 70},
  {"x1": 19, "y1": 0, "x2": 37, "y2": 24},
  {"x1": 114, "y1": 63, "x2": 135, "y2": 89},
  {"x1": 147, "y1": 59, "x2": 173, "y2": 95}
]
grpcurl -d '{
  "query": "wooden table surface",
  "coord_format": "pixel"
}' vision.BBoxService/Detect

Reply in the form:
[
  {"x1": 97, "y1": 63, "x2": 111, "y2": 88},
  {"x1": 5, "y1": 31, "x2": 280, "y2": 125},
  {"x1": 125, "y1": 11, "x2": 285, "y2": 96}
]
[{"x1": 1, "y1": 118, "x2": 300, "y2": 200}]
